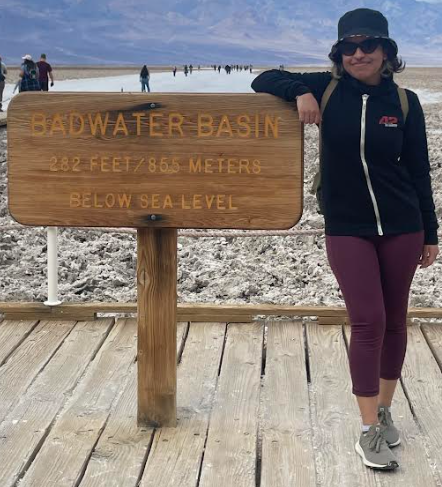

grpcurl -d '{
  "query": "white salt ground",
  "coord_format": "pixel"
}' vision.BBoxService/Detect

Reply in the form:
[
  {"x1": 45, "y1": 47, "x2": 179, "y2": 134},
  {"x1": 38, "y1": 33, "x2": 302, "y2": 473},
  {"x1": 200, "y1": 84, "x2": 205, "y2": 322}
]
[{"x1": 0, "y1": 69, "x2": 441, "y2": 320}]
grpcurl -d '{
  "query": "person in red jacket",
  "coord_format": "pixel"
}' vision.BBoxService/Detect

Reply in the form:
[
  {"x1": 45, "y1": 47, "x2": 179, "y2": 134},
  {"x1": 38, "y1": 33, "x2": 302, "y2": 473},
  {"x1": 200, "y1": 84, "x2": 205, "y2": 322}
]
[
  {"x1": 252, "y1": 8, "x2": 439, "y2": 472},
  {"x1": 37, "y1": 54, "x2": 54, "y2": 91}
]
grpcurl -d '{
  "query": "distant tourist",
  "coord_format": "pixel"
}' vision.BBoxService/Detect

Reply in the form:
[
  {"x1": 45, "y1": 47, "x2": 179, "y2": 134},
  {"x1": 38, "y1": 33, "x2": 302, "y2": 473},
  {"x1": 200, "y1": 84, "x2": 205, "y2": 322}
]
[
  {"x1": 37, "y1": 54, "x2": 54, "y2": 91},
  {"x1": 0, "y1": 55, "x2": 7, "y2": 112},
  {"x1": 184, "y1": 65, "x2": 189, "y2": 76},
  {"x1": 189, "y1": 64, "x2": 193, "y2": 74},
  {"x1": 140, "y1": 65, "x2": 150, "y2": 92},
  {"x1": 252, "y1": 7, "x2": 439, "y2": 472},
  {"x1": 173, "y1": 66, "x2": 177, "y2": 77},
  {"x1": 19, "y1": 54, "x2": 40, "y2": 92}
]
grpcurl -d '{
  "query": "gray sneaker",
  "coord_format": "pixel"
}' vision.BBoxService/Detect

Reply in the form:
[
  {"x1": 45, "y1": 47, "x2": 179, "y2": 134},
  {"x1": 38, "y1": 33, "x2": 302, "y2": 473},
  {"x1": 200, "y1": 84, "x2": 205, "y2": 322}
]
[
  {"x1": 355, "y1": 424, "x2": 399, "y2": 470},
  {"x1": 378, "y1": 405, "x2": 400, "y2": 447}
]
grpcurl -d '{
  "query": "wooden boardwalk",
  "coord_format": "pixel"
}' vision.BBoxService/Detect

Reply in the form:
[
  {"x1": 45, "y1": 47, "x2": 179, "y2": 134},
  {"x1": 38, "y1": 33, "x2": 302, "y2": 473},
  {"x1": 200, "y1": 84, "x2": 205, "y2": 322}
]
[{"x1": 0, "y1": 317, "x2": 441, "y2": 487}]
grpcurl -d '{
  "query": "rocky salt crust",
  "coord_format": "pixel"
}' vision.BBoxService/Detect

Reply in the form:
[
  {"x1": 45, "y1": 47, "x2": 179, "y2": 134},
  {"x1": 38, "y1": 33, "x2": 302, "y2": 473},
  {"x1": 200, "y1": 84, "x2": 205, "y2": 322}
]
[{"x1": 0, "y1": 69, "x2": 441, "y2": 322}]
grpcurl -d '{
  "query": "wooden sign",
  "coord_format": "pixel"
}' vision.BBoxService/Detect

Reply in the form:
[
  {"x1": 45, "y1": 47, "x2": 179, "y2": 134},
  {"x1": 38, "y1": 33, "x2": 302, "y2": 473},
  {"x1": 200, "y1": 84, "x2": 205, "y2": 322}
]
[{"x1": 8, "y1": 92, "x2": 303, "y2": 229}]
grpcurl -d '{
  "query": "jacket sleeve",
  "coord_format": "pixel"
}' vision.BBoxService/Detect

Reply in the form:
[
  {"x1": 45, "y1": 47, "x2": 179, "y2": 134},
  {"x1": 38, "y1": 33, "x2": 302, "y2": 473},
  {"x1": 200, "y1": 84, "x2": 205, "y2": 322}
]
[
  {"x1": 401, "y1": 90, "x2": 439, "y2": 245},
  {"x1": 251, "y1": 69, "x2": 333, "y2": 105}
]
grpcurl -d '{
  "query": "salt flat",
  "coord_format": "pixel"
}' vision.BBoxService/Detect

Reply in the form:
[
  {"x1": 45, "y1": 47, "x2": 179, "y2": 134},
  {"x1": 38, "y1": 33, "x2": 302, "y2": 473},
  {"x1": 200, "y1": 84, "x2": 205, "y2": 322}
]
[{"x1": 0, "y1": 67, "x2": 441, "y2": 314}]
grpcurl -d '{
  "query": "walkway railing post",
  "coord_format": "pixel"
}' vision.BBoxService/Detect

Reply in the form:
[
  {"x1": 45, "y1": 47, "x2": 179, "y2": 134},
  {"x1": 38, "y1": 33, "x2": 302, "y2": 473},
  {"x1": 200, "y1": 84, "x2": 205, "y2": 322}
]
[{"x1": 44, "y1": 227, "x2": 62, "y2": 306}]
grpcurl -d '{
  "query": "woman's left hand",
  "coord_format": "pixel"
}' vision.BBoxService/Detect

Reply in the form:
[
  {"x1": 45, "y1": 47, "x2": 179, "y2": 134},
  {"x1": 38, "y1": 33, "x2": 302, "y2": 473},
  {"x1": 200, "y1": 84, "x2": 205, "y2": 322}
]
[{"x1": 418, "y1": 244, "x2": 439, "y2": 268}]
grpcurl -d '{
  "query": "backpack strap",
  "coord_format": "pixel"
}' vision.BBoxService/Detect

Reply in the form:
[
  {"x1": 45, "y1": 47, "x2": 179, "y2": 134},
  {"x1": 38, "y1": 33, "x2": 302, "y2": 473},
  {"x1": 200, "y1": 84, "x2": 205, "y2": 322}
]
[
  {"x1": 320, "y1": 78, "x2": 339, "y2": 114},
  {"x1": 397, "y1": 86, "x2": 409, "y2": 124},
  {"x1": 310, "y1": 78, "x2": 339, "y2": 195}
]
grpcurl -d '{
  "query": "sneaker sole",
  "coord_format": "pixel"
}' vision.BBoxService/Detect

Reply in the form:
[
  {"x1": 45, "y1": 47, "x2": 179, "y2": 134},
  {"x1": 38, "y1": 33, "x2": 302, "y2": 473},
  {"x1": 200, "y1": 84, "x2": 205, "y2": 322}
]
[
  {"x1": 387, "y1": 438, "x2": 401, "y2": 447},
  {"x1": 355, "y1": 441, "x2": 399, "y2": 470}
]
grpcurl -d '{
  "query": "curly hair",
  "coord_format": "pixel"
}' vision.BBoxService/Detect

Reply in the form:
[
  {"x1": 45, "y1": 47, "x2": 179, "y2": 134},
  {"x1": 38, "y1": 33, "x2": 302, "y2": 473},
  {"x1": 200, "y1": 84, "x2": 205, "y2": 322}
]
[{"x1": 328, "y1": 40, "x2": 406, "y2": 79}]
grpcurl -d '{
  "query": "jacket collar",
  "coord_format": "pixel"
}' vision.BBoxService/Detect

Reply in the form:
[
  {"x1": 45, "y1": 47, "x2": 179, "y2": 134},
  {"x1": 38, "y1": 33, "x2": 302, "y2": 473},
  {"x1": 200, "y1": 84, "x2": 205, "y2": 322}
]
[{"x1": 341, "y1": 71, "x2": 397, "y2": 96}]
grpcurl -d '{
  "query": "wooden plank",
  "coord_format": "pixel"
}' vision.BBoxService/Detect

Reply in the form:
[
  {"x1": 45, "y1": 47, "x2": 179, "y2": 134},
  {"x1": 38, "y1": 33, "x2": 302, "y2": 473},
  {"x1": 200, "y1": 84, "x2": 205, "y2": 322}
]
[
  {"x1": 176, "y1": 321, "x2": 189, "y2": 362},
  {"x1": 137, "y1": 228, "x2": 177, "y2": 427},
  {"x1": 137, "y1": 322, "x2": 226, "y2": 487},
  {"x1": 319, "y1": 317, "x2": 413, "y2": 326},
  {"x1": 318, "y1": 316, "x2": 347, "y2": 325},
  {"x1": 180, "y1": 314, "x2": 253, "y2": 323},
  {"x1": 0, "y1": 319, "x2": 39, "y2": 365},
  {"x1": 79, "y1": 321, "x2": 189, "y2": 487},
  {"x1": 261, "y1": 321, "x2": 316, "y2": 487},
  {"x1": 344, "y1": 325, "x2": 438, "y2": 486},
  {"x1": 18, "y1": 318, "x2": 137, "y2": 487},
  {"x1": 199, "y1": 322, "x2": 263, "y2": 487},
  {"x1": 4, "y1": 311, "x2": 96, "y2": 321},
  {"x1": 422, "y1": 324, "x2": 442, "y2": 367},
  {"x1": 0, "y1": 319, "x2": 114, "y2": 486},
  {"x1": 307, "y1": 324, "x2": 376, "y2": 486},
  {"x1": 400, "y1": 325, "x2": 442, "y2": 483},
  {"x1": 8, "y1": 93, "x2": 302, "y2": 230},
  {"x1": 0, "y1": 302, "x2": 102, "y2": 315},
  {"x1": 1, "y1": 302, "x2": 441, "y2": 320},
  {"x1": 0, "y1": 320, "x2": 76, "y2": 423}
]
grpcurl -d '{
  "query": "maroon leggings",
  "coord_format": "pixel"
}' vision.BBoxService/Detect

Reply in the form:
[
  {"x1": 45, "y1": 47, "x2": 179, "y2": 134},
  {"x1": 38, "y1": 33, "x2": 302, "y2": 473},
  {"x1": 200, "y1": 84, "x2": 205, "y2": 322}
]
[{"x1": 325, "y1": 230, "x2": 425, "y2": 397}]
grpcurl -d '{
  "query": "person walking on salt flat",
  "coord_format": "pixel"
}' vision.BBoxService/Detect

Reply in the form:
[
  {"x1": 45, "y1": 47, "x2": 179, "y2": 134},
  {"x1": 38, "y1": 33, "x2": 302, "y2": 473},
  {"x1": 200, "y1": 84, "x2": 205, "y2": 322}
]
[
  {"x1": 140, "y1": 65, "x2": 150, "y2": 92},
  {"x1": 0, "y1": 55, "x2": 7, "y2": 112}
]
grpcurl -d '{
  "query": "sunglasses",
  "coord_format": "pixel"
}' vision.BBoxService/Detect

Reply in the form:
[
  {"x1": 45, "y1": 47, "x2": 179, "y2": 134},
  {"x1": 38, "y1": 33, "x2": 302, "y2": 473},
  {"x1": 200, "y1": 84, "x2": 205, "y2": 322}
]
[{"x1": 338, "y1": 38, "x2": 383, "y2": 56}]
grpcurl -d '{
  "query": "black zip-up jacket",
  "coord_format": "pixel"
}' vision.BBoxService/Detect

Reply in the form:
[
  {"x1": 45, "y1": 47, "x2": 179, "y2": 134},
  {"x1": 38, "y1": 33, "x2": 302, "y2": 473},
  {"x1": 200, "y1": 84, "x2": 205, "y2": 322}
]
[{"x1": 251, "y1": 70, "x2": 439, "y2": 245}]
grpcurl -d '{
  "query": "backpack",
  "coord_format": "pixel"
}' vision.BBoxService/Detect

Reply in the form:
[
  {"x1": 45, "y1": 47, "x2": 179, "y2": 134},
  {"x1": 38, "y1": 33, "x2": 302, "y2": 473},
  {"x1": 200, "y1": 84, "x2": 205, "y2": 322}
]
[
  {"x1": 24, "y1": 62, "x2": 38, "y2": 80},
  {"x1": 0, "y1": 67, "x2": 5, "y2": 82},
  {"x1": 28, "y1": 65, "x2": 38, "y2": 80},
  {"x1": 309, "y1": 79, "x2": 409, "y2": 215}
]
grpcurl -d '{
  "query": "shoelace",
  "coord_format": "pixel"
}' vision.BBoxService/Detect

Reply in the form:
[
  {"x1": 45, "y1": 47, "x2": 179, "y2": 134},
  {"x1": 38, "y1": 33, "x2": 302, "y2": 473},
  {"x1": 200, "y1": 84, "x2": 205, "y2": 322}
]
[
  {"x1": 369, "y1": 426, "x2": 385, "y2": 453},
  {"x1": 378, "y1": 408, "x2": 392, "y2": 427}
]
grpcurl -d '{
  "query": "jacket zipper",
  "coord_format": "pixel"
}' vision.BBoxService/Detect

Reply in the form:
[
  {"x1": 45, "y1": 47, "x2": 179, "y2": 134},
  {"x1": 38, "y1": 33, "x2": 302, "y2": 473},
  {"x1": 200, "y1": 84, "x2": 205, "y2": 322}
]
[{"x1": 360, "y1": 94, "x2": 383, "y2": 236}]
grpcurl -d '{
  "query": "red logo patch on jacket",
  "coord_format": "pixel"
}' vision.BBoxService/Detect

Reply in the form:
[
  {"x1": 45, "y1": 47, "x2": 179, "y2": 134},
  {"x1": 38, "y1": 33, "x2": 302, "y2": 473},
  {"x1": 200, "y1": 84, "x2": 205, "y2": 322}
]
[{"x1": 379, "y1": 116, "x2": 398, "y2": 128}]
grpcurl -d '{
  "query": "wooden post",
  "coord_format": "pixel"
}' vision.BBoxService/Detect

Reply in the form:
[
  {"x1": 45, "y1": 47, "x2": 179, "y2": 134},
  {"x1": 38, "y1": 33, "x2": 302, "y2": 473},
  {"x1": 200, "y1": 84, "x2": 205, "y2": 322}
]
[{"x1": 137, "y1": 228, "x2": 177, "y2": 427}]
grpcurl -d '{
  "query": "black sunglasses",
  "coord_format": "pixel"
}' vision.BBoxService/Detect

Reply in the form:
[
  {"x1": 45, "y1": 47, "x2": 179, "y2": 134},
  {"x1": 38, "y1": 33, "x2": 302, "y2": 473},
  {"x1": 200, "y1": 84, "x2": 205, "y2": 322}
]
[{"x1": 338, "y1": 38, "x2": 383, "y2": 56}]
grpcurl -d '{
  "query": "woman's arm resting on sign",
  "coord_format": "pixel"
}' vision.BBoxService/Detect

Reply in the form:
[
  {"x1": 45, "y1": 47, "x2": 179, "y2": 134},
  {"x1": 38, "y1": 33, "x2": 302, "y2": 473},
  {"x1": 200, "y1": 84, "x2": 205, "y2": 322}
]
[{"x1": 251, "y1": 69, "x2": 332, "y2": 104}]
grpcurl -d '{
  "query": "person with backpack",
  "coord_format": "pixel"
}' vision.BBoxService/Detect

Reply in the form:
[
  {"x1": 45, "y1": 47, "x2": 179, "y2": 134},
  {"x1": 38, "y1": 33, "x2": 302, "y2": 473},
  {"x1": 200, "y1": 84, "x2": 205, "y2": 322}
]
[
  {"x1": 0, "y1": 55, "x2": 7, "y2": 112},
  {"x1": 37, "y1": 53, "x2": 54, "y2": 91},
  {"x1": 19, "y1": 55, "x2": 40, "y2": 92},
  {"x1": 252, "y1": 8, "x2": 439, "y2": 471},
  {"x1": 140, "y1": 65, "x2": 150, "y2": 92}
]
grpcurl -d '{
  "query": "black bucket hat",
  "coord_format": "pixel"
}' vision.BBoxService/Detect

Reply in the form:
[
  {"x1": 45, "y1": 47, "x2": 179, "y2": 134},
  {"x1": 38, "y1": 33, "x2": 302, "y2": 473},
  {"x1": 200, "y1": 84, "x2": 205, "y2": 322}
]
[{"x1": 329, "y1": 8, "x2": 398, "y2": 59}]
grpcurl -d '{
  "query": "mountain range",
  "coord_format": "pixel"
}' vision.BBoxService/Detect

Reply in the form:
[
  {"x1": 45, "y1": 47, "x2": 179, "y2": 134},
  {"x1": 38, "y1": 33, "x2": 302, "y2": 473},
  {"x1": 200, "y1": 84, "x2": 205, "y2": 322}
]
[{"x1": 0, "y1": 0, "x2": 441, "y2": 65}]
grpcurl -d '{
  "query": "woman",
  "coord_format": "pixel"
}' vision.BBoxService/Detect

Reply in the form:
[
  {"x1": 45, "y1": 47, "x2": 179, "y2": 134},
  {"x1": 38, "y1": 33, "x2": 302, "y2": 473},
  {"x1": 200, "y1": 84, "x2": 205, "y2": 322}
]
[
  {"x1": 140, "y1": 65, "x2": 150, "y2": 92},
  {"x1": 19, "y1": 54, "x2": 40, "y2": 92},
  {"x1": 252, "y1": 8, "x2": 439, "y2": 471}
]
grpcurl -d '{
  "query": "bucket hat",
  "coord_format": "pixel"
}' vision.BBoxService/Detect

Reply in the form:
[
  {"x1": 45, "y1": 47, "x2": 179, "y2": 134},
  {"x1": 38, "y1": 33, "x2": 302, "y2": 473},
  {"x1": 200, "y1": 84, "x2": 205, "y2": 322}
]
[{"x1": 329, "y1": 8, "x2": 398, "y2": 58}]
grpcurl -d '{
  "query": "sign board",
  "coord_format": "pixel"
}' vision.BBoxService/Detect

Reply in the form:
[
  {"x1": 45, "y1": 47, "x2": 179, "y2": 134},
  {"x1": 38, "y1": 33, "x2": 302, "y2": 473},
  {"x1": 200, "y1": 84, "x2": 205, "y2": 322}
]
[{"x1": 8, "y1": 92, "x2": 303, "y2": 229}]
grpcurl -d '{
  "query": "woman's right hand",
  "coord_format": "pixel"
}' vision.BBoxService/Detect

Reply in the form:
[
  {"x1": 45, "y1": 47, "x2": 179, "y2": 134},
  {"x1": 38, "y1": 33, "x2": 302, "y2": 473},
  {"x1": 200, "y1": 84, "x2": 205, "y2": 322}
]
[{"x1": 296, "y1": 93, "x2": 322, "y2": 125}]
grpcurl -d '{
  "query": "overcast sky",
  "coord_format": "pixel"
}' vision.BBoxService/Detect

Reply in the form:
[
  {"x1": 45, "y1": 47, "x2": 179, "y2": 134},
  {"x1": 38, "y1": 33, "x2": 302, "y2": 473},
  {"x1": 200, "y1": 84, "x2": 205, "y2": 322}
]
[{"x1": 0, "y1": 0, "x2": 441, "y2": 65}]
